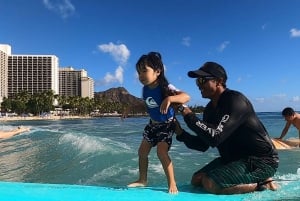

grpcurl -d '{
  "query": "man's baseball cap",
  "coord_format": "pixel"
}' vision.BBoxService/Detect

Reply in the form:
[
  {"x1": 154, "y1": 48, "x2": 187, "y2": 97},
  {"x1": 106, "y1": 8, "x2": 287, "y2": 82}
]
[{"x1": 188, "y1": 62, "x2": 227, "y2": 82}]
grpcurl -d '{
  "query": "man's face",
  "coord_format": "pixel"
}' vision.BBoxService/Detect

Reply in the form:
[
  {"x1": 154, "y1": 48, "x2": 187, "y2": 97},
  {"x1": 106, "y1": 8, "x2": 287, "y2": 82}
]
[
  {"x1": 284, "y1": 115, "x2": 294, "y2": 122},
  {"x1": 196, "y1": 76, "x2": 218, "y2": 99}
]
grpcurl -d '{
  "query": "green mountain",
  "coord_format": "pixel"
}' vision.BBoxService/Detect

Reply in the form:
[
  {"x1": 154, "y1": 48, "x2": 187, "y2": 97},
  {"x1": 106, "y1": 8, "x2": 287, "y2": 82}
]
[{"x1": 94, "y1": 87, "x2": 146, "y2": 114}]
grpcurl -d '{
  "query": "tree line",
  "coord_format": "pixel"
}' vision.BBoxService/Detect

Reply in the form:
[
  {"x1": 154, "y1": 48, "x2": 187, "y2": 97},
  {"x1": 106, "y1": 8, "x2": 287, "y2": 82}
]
[
  {"x1": 0, "y1": 90, "x2": 144, "y2": 116},
  {"x1": 1, "y1": 90, "x2": 205, "y2": 117}
]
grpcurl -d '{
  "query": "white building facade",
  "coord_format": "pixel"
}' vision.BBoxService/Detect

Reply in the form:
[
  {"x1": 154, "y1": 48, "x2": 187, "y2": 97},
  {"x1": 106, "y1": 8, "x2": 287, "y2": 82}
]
[
  {"x1": 59, "y1": 67, "x2": 94, "y2": 98},
  {"x1": 0, "y1": 44, "x2": 94, "y2": 106},
  {"x1": 7, "y1": 54, "x2": 59, "y2": 97},
  {"x1": 0, "y1": 44, "x2": 11, "y2": 103}
]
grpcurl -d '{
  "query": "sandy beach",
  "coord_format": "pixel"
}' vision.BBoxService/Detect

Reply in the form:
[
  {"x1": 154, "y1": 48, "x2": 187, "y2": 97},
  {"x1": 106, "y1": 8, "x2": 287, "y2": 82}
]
[{"x1": 0, "y1": 115, "x2": 92, "y2": 122}]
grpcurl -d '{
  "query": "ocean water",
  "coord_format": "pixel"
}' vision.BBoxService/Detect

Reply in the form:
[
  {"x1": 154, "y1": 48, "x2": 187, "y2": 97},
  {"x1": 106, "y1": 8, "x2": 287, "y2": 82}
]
[{"x1": 1, "y1": 113, "x2": 300, "y2": 189}]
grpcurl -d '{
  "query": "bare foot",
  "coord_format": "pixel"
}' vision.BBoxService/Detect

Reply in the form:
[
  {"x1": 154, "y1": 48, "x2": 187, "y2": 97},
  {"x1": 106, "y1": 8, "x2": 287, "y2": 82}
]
[
  {"x1": 256, "y1": 178, "x2": 279, "y2": 191},
  {"x1": 265, "y1": 180, "x2": 279, "y2": 191},
  {"x1": 127, "y1": 181, "x2": 147, "y2": 188},
  {"x1": 168, "y1": 184, "x2": 178, "y2": 194}
]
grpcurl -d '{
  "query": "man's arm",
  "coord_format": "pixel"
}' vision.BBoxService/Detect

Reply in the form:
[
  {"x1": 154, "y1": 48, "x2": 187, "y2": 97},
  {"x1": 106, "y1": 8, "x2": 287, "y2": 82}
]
[
  {"x1": 174, "y1": 117, "x2": 209, "y2": 152},
  {"x1": 179, "y1": 93, "x2": 250, "y2": 147},
  {"x1": 277, "y1": 122, "x2": 291, "y2": 139},
  {"x1": 176, "y1": 129, "x2": 209, "y2": 152}
]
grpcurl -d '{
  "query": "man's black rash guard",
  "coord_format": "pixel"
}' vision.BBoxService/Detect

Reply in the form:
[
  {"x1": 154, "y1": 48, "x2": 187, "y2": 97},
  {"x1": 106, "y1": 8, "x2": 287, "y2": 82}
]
[{"x1": 177, "y1": 89, "x2": 278, "y2": 164}]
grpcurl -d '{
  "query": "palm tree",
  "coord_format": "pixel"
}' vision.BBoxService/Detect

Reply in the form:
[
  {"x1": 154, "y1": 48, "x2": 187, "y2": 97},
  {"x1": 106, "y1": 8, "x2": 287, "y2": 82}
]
[
  {"x1": 1, "y1": 97, "x2": 12, "y2": 112},
  {"x1": 40, "y1": 90, "x2": 55, "y2": 113}
]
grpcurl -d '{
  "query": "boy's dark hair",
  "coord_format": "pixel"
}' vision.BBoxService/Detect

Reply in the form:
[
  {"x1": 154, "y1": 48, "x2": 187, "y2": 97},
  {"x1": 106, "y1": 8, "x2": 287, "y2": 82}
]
[
  {"x1": 136, "y1": 52, "x2": 175, "y2": 98},
  {"x1": 282, "y1": 107, "x2": 295, "y2": 116}
]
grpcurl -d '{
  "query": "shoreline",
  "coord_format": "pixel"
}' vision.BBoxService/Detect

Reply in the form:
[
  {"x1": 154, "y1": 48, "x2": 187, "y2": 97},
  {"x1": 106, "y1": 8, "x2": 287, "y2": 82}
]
[
  {"x1": 0, "y1": 115, "x2": 93, "y2": 121},
  {"x1": 0, "y1": 114, "x2": 148, "y2": 122}
]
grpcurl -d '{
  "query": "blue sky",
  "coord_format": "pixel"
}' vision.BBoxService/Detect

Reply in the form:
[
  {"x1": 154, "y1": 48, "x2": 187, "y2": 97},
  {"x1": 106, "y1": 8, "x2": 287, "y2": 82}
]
[{"x1": 1, "y1": 0, "x2": 300, "y2": 112}]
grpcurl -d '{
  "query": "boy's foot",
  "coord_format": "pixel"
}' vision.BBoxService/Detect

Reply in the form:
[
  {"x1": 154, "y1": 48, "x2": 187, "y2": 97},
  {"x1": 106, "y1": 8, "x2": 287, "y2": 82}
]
[
  {"x1": 127, "y1": 181, "x2": 147, "y2": 188},
  {"x1": 168, "y1": 184, "x2": 178, "y2": 194}
]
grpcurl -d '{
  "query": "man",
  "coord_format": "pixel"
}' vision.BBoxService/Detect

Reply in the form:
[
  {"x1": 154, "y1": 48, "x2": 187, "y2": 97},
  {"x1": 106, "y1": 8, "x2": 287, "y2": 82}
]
[
  {"x1": 175, "y1": 61, "x2": 279, "y2": 194},
  {"x1": 276, "y1": 107, "x2": 300, "y2": 146}
]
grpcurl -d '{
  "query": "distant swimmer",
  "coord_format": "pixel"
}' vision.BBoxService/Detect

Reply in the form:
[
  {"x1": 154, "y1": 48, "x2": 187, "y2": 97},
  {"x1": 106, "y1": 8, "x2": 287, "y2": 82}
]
[
  {"x1": 0, "y1": 126, "x2": 30, "y2": 139},
  {"x1": 275, "y1": 107, "x2": 300, "y2": 147}
]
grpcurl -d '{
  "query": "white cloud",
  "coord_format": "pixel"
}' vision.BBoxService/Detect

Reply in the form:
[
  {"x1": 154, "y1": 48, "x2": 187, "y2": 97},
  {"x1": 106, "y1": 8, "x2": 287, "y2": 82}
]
[
  {"x1": 103, "y1": 66, "x2": 124, "y2": 85},
  {"x1": 98, "y1": 42, "x2": 130, "y2": 65},
  {"x1": 181, "y1": 37, "x2": 191, "y2": 47},
  {"x1": 254, "y1": 97, "x2": 265, "y2": 103},
  {"x1": 290, "y1": 28, "x2": 300, "y2": 38},
  {"x1": 292, "y1": 96, "x2": 300, "y2": 102},
  {"x1": 273, "y1": 93, "x2": 286, "y2": 98},
  {"x1": 97, "y1": 42, "x2": 130, "y2": 86},
  {"x1": 217, "y1": 41, "x2": 230, "y2": 52},
  {"x1": 43, "y1": 0, "x2": 75, "y2": 19}
]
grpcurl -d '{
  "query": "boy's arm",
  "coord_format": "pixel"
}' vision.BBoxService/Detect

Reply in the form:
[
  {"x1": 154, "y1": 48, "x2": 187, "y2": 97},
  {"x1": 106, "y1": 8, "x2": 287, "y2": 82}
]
[
  {"x1": 168, "y1": 91, "x2": 190, "y2": 104},
  {"x1": 160, "y1": 91, "x2": 190, "y2": 114}
]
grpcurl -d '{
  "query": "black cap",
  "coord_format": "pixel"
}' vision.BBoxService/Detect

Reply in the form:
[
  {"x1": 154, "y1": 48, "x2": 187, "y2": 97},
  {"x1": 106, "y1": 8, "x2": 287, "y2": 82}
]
[{"x1": 188, "y1": 62, "x2": 227, "y2": 82}]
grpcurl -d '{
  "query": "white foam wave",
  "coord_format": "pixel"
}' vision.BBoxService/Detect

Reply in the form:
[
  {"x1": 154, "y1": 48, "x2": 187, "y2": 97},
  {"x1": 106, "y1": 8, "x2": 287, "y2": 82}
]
[
  {"x1": 149, "y1": 163, "x2": 164, "y2": 174},
  {"x1": 0, "y1": 125, "x2": 16, "y2": 131},
  {"x1": 86, "y1": 165, "x2": 123, "y2": 183},
  {"x1": 59, "y1": 133, "x2": 131, "y2": 154},
  {"x1": 128, "y1": 168, "x2": 139, "y2": 175},
  {"x1": 277, "y1": 171, "x2": 300, "y2": 182}
]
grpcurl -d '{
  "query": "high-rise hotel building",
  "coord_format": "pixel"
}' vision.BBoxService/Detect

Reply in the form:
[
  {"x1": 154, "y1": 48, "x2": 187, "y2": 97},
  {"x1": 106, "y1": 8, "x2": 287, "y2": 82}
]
[
  {"x1": 0, "y1": 44, "x2": 59, "y2": 99},
  {"x1": 59, "y1": 67, "x2": 94, "y2": 98},
  {"x1": 81, "y1": 76, "x2": 94, "y2": 98},
  {"x1": 0, "y1": 44, "x2": 10, "y2": 103},
  {"x1": 0, "y1": 44, "x2": 94, "y2": 104},
  {"x1": 8, "y1": 54, "x2": 59, "y2": 97}
]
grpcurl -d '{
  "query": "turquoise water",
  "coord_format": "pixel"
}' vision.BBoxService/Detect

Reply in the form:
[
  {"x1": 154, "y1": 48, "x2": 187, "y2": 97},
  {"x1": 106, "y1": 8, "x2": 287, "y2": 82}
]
[{"x1": 1, "y1": 113, "x2": 300, "y2": 189}]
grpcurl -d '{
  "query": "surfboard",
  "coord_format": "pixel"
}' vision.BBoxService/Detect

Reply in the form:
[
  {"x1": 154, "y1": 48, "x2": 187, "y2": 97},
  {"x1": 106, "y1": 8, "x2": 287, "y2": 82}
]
[
  {"x1": 271, "y1": 138, "x2": 299, "y2": 150},
  {"x1": 0, "y1": 181, "x2": 299, "y2": 201}
]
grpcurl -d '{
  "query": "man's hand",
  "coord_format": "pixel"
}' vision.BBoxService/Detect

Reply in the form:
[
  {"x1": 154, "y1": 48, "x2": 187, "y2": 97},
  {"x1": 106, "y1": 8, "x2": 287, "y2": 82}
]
[{"x1": 174, "y1": 119, "x2": 183, "y2": 136}]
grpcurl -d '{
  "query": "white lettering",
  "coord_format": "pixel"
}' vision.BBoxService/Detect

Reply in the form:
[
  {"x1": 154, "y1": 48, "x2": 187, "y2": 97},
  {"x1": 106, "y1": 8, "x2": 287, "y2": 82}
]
[{"x1": 195, "y1": 114, "x2": 230, "y2": 137}]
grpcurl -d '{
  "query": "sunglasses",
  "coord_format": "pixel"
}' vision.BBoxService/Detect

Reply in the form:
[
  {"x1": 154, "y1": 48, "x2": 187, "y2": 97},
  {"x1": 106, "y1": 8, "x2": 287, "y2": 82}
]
[{"x1": 196, "y1": 76, "x2": 216, "y2": 86}]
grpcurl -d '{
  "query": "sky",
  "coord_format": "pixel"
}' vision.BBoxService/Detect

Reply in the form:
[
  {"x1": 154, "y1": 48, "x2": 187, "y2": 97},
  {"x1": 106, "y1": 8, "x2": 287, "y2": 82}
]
[{"x1": 1, "y1": 0, "x2": 300, "y2": 112}]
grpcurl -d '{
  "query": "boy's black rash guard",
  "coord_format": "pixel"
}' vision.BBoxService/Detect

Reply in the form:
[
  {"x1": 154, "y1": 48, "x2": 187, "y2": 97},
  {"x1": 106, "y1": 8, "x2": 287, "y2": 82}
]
[{"x1": 177, "y1": 89, "x2": 278, "y2": 166}]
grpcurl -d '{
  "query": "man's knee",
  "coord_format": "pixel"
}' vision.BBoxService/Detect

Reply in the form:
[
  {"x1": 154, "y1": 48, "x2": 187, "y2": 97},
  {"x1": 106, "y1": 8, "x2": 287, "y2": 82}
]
[
  {"x1": 191, "y1": 172, "x2": 206, "y2": 186},
  {"x1": 200, "y1": 175, "x2": 221, "y2": 194}
]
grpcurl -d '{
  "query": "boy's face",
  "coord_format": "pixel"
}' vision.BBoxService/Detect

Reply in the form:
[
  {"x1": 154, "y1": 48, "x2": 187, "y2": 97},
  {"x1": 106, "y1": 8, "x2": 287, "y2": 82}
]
[{"x1": 137, "y1": 65, "x2": 160, "y2": 87}]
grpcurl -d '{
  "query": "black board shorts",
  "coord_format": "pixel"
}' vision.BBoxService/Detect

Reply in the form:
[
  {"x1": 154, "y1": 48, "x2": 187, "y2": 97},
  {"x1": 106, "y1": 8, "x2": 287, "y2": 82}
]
[
  {"x1": 195, "y1": 157, "x2": 277, "y2": 188},
  {"x1": 143, "y1": 120, "x2": 175, "y2": 147}
]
